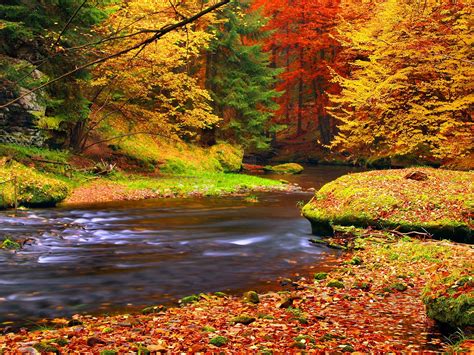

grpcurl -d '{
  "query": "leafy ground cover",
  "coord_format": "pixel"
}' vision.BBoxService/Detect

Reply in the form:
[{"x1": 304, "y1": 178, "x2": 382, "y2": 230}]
[
  {"x1": 302, "y1": 168, "x2": 473, "y2": 242},
  {"x1": 1, "y1": 231, "x2": 472, "y2": 353}
]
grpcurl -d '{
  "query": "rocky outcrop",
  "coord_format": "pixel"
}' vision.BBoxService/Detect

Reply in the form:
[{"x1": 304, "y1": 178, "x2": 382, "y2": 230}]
[{"x1": 0, "y1": 58, "x2": 47, "y2": 147}]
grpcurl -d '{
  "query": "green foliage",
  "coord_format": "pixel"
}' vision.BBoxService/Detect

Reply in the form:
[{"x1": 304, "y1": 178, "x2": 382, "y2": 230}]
[
  {"x1": 0, "y1": 0, "x2": 109, "y2": 150},
  {"x1": 206, "y1": 0, "x2": 281, "y2": 152}
]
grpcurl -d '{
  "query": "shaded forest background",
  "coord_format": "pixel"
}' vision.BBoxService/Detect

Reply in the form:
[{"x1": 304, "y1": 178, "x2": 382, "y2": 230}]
[{"x1": 0, "y1": 0, "x2": 472, "y2": 168}]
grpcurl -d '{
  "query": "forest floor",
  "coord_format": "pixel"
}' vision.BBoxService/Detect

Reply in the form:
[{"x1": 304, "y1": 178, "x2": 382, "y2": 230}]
[{"x1": 1, "y1": 231, "x2": 472, "y2": 353}]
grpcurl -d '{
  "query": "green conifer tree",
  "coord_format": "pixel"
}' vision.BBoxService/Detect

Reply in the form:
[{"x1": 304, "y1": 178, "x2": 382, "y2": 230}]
[{"x1": 205, "y1": 0, "x2": 281, "y2": 153}]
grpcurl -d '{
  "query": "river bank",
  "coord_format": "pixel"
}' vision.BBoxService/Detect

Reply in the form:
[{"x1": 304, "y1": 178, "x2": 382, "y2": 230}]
[{"x1": 1, "y1": 230, "x2": 472, "y2": 353}]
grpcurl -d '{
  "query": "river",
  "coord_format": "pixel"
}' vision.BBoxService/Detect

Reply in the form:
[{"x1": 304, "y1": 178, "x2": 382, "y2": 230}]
[{"x1": 0, "y1": 165, "x2": 361, "y2": 326}]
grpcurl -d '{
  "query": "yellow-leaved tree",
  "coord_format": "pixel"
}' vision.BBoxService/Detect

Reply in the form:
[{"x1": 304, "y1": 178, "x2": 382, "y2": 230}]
[
  {"x1": 329, "y1": 0, "x2": 473, "y2": 164},
  {"x1": 81, "y1": 0, "x2": 221, "y2": 149}
]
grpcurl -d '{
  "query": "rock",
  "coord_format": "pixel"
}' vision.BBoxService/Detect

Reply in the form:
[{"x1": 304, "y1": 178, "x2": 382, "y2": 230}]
[
  {"x1": 265, "y1": 163, "x2": 304, "y2": 174},
  {"x1": 209, "y1": 336, "x2": 229, "y2": 347},
  {"x1": 141, "y1": 305, "x2": 167, "y2": 315},
  {"x1": 230, "y1": 315, "x2": 256, "y2": 325},
  {"x1": 33, "y1": 343, "x2": 59, "y2": 354},
  {"x1": 327, "y1": 280, "x2": 345, "y2": 288},
  {"x1": 405, "y1": 171, "x2": 429, "y2": 181},
  {"x1": 390, "y1": 282, "x2": 408, "y2": 292},
  {"x1": 179, "y1": 294, "x2": 200, "y2": 305},
  {"x1": 242, "y1": 291, "x2": 260, "y2": 304},
  {"x1": 314, "y1": 272, "x2": 328, "y2": 280}
]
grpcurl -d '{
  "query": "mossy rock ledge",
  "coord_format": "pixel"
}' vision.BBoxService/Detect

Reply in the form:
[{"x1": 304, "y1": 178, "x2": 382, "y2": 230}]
[
  {"x1": 0, "y1": 161, "x2": 70, "y2": 208},
  {"x1": 265, "y1": 163, "x2": 304, "y2": 174},
  {"x1": 301, "y1": 168, "x2": 473, "y2": 243}
]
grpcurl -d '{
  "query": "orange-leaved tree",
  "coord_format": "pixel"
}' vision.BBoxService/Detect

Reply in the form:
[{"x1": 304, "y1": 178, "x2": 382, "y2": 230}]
[{"x1": 329, "y1": 0, "x2": 473, "y2": 164}]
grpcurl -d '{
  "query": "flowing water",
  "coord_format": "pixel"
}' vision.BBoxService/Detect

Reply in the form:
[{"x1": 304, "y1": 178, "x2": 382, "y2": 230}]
[{"x1": 0, "y1": 165, "x2": 361, "y2": 326}]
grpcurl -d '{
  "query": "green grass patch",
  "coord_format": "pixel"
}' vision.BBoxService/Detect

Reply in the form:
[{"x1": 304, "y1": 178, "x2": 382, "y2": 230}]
[{"x1": 112, "y1": 172, "x2": 282, "y2": 197}]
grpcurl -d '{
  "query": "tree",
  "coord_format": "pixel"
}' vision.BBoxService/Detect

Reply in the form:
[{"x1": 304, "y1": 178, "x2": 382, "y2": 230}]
[
  {"x1": 204, "y1": 0, "x2": 281, "y2": 152},
  {"x1": 253, "y1": 0, "x2": 342, "y2": 143},
  {"x1": 329, "y1": 0, "x2": 473, "y2": 163},
  {"x1": 70, "y1": 0, "x2": 231, "y2": 151}
]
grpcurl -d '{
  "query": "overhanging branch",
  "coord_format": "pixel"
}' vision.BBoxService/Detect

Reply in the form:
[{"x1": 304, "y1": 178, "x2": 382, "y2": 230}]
[{"x1": 0, "y1": 0, "x2": 230, "y2": 109}]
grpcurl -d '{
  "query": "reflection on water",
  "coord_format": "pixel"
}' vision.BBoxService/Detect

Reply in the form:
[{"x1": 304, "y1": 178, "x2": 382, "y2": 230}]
[{"x1": 0, "y1": 165, "x2": 360, "y2": 324}]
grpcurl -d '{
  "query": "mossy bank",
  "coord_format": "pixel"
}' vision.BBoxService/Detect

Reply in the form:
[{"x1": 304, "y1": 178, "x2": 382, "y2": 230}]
[
  {"x1": 302, "y1": 168, "x2": 473, "y2": 243},
  {"x1": 0, "y1": 142, "x2": 292, "y2": 208}
]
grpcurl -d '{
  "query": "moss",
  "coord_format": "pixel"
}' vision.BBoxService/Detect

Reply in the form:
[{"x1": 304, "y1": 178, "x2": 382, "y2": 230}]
[
  {"x1": 179, "y1": 294, "x2": 200, "y2": 305},
  {"x1": 230, "y1": 315, "x2": 256, "y2": 325},
  {"x1": 33, "y1": 343, "x2": 59, "y2": 354},
  {"x1": 209, "y1": 336, "x2": 229, "y2": 347},
  {"x1": 201, "y1": 325, "x2": 216, "y2": 332},
  {"x1": 423, "y1": 275, "x2": 474, "y2": 329},
  {"x1": 0, "y1": 161, "x2": 70, "y2": 208},
  {"x1": 242, "y1": 291, "x2": 260, "y2": 304},
  {"x1": 1, "y1": 238, "x2": 20, "y2": 250},
  {"x1": 424, "y1": 294, "x2": 473, "y2": 328},
  {"x1": 390, "y1": 282, "x2": 408, "y2": 292},
  {"x1": 293, "y1": 335, "x2": 315, "y2": 349},
  {"x1": 100, "y1": 351, "x2": 118, "y2": 355},
  {"x1": 327, "y1": 280, "x2": 345, "y2": 288},
  {"x1": 141, "y1": 305, "x2": 166, "y2": 315},
  {"x1": 210, "y1": 143, "x2": 244, "y2": 172},
  {"x1": 266, "y1": 163, "x2": 304, "y2": 174},
  {"x1": 314, "y1": 272, "x2": 328, "y2": 280},
  {"x1": 302, "y1": 168, "x2": 473, "y2": 243},
  {"x1": 348, "y1": 256, "x2": 363, "y2": 265}
]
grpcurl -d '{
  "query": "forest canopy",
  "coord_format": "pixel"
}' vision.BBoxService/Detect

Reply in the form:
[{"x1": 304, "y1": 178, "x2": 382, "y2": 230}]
[{"x1": 0, "y1": 0, "x2": 472, "y2": 166}]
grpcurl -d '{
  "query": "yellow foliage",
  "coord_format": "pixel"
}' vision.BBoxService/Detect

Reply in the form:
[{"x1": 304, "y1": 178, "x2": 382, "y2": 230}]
[
  {"x1": 331, "y1": 0, "x2": 473, "y2": 162},
  {"x1": 87, "y1": 0, "x2": 221, "y2": 140}
]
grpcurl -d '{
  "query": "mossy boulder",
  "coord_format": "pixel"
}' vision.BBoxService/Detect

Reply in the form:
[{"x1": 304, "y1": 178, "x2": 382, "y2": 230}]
[
  {"x1": 302, "y1": 168, "x2": 473, "y2": 243},
  {"x1": 242, "y1": 291, "x2": 260, "y2": 304},
  {"x1": 0, "y1": 161, "x2": 70, "y2": 208},
  {"x1": 210, "y1": 143, "x2": 244, "y2": 173},
  {"x1": 209, "y1": 336, "x2": 228, "y2": 347},
  {"x1": 423, "y1": 276, "x2": 474, "y2": 329},
  {"x1": 327, "y1": 280, "x2": 345, "y2": 289},
  {"x1": 314, "y1": 272, "x2": 328, "y2": 280},
  {"x1": 265, "y1": 163, "x2": 304, "y2": 174},
  {"x1": 230, "y1": 315, "x2": 256, "y2": 325}
]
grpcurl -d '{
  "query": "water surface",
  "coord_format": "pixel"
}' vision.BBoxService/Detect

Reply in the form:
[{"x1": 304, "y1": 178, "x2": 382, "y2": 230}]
[{"x1": 0, "y1": 165, "x2": 360, "y2": 324}]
